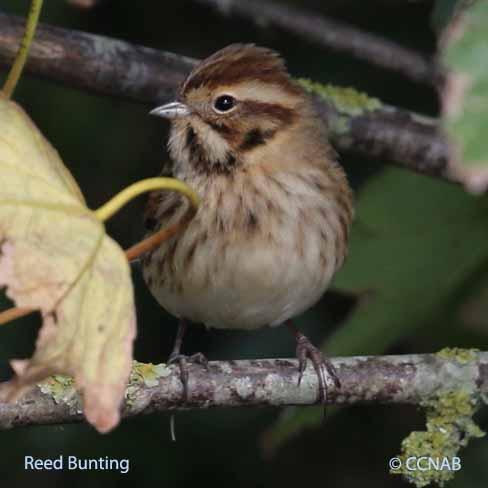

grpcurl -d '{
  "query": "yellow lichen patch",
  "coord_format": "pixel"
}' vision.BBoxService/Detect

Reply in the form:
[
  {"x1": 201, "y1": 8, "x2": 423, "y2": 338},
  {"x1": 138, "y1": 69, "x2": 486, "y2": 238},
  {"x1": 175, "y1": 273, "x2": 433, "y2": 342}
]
[
  {"x1": 296, "y1": 78, "x2": 382, "y2": 116},
  {"x1": 392, "y1": 389, "x2": 484, "y2": 487},
  {"x1": 38, "y1": 375, "x2": 77, "y2": 405},
  {"x1": 436, "y1": 347, "x2": 480, "y2": 364},
  {"x1": 130, "y1": 361, "x2": 171, "y2": 388},
  {"x1": 125, "y1": 361, "x2": 171, "y2": 407}
]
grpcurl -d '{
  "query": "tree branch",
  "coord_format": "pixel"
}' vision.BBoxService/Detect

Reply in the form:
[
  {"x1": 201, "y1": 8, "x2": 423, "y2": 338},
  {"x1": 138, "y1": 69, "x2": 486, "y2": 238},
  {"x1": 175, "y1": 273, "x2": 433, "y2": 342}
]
[
  {"x1": 0, "y1": 13, "x2": 452, "y2": 181},
  {"x1": 192, "y1": 0, "x2": 444, "y2": 86},
  {"x1": 67, "y1": 0, "x2": 103, "y2": 8},
  {"x1": 0, "y1": 13, "x2": 196, "y2": 103},
  {"x1": 0, "y1": 353, "x2": 486, "y2": 430}
]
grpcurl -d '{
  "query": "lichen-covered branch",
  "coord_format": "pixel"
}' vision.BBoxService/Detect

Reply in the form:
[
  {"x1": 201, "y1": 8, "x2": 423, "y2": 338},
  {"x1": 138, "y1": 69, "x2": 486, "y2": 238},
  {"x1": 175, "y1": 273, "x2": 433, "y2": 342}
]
[
  {"x1": 0, "y1": 13, "x2": 452, "y2": 181},
  {"x1": 0, "y1": 352, "x2": 486, "y2": 430},
  {"x1": 0, "y1": 13, "x2": 196, "y2": 103},
  {"x1": 192, "y1": 0, "x2": 443, "y2": 86}
]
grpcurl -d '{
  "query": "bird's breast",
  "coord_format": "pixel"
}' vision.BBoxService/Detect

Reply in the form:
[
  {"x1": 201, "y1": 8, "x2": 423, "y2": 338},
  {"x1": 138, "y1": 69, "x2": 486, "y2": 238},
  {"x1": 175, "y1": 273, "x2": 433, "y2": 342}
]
[{"x1": 142, "y1": 165, "x2": 352, "y2": 329}]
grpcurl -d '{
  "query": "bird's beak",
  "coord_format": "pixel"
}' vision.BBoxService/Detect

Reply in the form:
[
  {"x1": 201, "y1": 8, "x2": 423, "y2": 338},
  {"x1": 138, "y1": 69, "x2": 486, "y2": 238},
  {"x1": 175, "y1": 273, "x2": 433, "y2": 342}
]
[{"x1": 149, "y1": 101, "x2": 191, "y2": 119}]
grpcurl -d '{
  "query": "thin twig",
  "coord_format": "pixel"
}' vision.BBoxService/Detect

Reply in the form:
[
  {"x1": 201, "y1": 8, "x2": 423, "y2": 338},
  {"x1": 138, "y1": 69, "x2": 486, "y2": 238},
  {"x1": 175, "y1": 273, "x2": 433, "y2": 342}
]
[
  {"x1": 0, "y1": 353, "x2": 486, "y2": 429},
  {"x1": 0, "y1": 14, "x2": 452, "y2": 181},
  {"x1": 192, "y1": 0, "x2": 444, "y2": 86}
]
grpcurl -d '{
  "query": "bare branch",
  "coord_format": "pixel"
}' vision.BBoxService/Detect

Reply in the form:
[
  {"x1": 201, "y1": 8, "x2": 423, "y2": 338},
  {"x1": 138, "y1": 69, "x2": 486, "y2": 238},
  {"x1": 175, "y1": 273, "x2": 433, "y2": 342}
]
[
  {"x1": 192, "y1": 0, "x2": 444, "y2": 86},
  {"x1": 0, "y1": 353, "x2": 486, "y2": 430},
  {"x1": 67, "y1": 0, "x2": 103, "y2": 8},
  {"x1": 0, "y1": 13, "x2": 195, "y2": 103},
  {"x1": 0, "y1": 13, "x2": 451, "y2": 181},
  {"x1": 312, "y1": 96, "x2": 450, "y2": 180}
]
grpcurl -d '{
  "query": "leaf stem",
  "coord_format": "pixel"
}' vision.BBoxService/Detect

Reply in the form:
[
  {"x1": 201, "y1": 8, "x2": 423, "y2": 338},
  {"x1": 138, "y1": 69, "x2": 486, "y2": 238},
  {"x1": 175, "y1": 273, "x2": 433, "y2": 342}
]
[
  {"x1": 2, "y1": 0, "x2": 43, "y2": 99},
  {"x1": 94, "y1": 177, "x2": 199, "y2": 222},
  {"x1": 0, "y1": 306, "x2": 35, "y2": 326}
]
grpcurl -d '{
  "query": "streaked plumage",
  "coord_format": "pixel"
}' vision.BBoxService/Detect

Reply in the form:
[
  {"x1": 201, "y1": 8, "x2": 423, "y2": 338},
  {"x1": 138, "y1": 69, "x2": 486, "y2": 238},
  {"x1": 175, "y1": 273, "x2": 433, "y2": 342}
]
[{"x1": 143, "y1": 44, "x2": 353, "y2": 331}]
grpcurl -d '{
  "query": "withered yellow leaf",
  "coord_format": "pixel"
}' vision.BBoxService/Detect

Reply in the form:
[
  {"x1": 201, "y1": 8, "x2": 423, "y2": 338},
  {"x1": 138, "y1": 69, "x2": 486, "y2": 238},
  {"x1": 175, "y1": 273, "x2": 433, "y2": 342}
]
[{"x1": 0, "y1": 95, "x2": 136, "y2": 433}]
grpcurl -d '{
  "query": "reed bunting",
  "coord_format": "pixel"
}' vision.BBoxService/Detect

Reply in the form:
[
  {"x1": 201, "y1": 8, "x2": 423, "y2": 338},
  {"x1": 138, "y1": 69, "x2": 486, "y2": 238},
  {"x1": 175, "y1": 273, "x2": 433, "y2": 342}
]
[{"x1": 142, "y1": 44, "x2": 354, "y2": 401}]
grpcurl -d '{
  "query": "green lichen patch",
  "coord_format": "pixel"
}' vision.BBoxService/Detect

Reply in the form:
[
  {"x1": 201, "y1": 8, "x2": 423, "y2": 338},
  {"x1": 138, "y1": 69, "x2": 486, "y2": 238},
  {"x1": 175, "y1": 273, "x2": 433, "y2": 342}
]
[
  {"x1": 130, "y1": 361, "x2": 171, "y2": 388},
  {"x1": 436, "y1": 347, "x2": 479, "y2": 364},
  {"x1": 392, "y1": 389, "x2": 484, "y2": 487},
  {"x1": 296, "y1": 78, "x2": 382, "y2": 116},
  {"x1": 38, "y1": 375, "x2": 77, "y2": 405},
  {"x1": 125, "y1": 361, "x2": 171, "y2": 407}
]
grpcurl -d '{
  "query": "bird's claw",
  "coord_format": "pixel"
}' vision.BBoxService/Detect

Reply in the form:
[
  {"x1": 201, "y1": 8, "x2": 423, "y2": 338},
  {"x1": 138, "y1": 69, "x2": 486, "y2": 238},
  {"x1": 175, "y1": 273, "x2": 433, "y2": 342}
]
[
  {"x1": 168, "y1": 352, "x2": 209, "y2": 401},
  {"x1": 295, "y1": 333, "x2": 340, "y2": 403}
]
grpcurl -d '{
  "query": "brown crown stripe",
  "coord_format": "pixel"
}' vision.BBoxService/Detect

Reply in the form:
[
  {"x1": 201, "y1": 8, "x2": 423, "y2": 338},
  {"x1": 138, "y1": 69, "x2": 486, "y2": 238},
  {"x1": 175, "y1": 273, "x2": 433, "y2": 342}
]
[
  {"x1": 185, "y1": 69, "x2": 300, "y2": 96},
  {"x1": 182, "y1": 44, "x2": 302, "y2": 96}
]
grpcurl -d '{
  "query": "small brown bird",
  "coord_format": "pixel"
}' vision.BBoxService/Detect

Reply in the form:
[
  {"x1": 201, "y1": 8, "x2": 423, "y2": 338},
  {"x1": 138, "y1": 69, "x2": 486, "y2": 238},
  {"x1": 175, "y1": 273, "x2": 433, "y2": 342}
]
[{"x1": 142, "y1": 44, "x2": 353, "y2": 400}]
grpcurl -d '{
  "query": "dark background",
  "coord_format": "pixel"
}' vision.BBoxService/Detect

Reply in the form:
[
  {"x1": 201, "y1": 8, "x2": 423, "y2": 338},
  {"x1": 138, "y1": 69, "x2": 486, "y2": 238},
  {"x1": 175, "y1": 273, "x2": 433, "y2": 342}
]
[{"x1": 1, "y1": 0, "x2": 487, "y2": 486}]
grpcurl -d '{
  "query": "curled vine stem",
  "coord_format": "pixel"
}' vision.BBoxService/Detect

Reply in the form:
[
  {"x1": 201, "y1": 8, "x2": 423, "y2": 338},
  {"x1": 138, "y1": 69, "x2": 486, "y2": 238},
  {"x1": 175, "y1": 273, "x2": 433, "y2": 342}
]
[
  {"x1": 94, "y1": 177, "x2": 199, "y2": 222},
  {"x1": 2, "y1": 0, "x2": 43, "y2": 99},
  {"x1": 94, "y1": 176, "x2": 200, "y2": 262}
]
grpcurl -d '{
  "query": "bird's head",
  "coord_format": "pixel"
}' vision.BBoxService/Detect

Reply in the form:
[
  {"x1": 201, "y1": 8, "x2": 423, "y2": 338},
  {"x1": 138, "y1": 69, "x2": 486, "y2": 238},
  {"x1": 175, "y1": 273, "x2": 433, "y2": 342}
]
[{"x1": 150, "y1": 44, "x2": 308, "y2": 175}]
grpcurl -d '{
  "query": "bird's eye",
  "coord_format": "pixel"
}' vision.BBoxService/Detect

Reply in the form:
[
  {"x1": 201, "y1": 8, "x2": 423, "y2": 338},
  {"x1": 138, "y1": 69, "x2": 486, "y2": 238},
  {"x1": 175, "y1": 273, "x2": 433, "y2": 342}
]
[{"x1": 214, "y1": 95, "x2": 236, "y2": 113}]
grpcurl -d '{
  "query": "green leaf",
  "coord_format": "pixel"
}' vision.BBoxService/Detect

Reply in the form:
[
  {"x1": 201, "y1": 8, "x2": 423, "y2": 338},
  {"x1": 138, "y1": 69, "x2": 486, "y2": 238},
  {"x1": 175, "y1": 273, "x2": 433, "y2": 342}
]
[
  {"x1": 441, "y1": 1, "x2": 488, "y2": 193},
  {"x1": 264, "y1": 167, "x2": 488, "y2": 451}
]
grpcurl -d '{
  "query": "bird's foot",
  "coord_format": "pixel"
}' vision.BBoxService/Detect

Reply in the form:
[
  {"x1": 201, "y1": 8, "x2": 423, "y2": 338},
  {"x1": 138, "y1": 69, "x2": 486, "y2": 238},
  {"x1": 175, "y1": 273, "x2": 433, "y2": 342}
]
[
  {"x1": 168, "y1": 352, "x2": 209, "y2": 401},
  {"x1": 294, "y1": 332, "x2": 340, "y2": 403}
]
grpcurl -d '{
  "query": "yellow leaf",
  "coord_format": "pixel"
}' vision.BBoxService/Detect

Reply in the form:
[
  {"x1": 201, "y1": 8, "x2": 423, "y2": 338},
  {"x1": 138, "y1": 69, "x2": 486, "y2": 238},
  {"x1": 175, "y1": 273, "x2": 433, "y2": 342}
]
[{"x1": 0, "y1": 95, "x2": 136, "y2": 433}]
